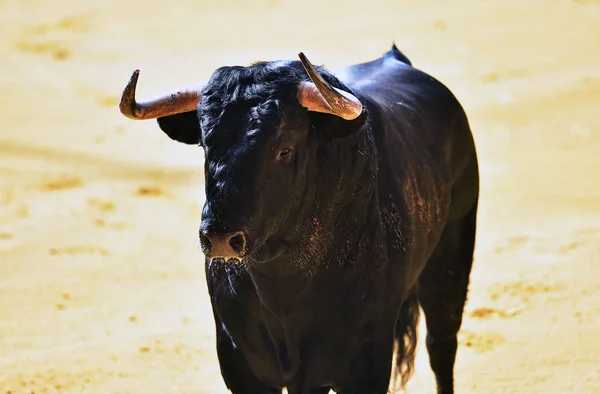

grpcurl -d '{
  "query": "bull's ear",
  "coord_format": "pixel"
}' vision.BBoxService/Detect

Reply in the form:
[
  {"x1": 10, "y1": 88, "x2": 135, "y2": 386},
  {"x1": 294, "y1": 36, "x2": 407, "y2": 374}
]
[{"x1": 156, "y1": 111, "x2": 202, "y2": 145}]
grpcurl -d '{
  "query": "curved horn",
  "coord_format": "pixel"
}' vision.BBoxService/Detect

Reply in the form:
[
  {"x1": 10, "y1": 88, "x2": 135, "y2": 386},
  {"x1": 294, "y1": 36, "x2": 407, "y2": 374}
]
[
  {"x1": 119, "y1": 69, "x2": 203, "y2": 120},
  {"x1": 297, "y1": 52, "x2": 363, "y2": 120}
]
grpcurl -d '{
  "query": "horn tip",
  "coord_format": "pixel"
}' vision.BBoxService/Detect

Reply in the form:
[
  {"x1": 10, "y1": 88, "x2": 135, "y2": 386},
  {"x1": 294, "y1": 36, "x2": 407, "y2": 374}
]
[
  {"x1": 129, "y1": 69, "x2": 140, "y2": 83},
  {"x1": 119, "y1": 69, "x2": 141, "y2": 119}
]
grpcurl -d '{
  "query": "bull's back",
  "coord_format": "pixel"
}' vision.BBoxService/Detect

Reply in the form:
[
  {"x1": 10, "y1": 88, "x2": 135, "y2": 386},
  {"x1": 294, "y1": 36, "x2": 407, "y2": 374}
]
[
  {"x1": 339, "y1": 46, "x2": 470, "y2": 163},
  {"x1": 338, "y1": 47, "x2": 473, "y2": 170},
  {"x1": 337, "y1": 46, "x2": 479, "y2": 283}
]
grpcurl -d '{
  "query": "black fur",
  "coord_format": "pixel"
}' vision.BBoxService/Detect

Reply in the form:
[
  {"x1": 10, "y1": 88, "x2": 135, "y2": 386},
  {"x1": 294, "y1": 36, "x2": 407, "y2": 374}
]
[{"x1": 154, "y1": 44, "x2": 479, "y2": 394}]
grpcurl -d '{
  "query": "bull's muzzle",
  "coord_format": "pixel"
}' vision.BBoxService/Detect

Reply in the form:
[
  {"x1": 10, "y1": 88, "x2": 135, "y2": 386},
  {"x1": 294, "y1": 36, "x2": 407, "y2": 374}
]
[{"x1": 200, "y1": 230, "x2": 247, "y2": 260}]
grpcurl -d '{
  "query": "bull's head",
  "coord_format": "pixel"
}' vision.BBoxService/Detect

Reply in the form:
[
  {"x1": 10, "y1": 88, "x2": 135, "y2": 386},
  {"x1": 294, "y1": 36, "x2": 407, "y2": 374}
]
[{"x1": 119, "y1": 53, "x2": 365, "y2": 266}]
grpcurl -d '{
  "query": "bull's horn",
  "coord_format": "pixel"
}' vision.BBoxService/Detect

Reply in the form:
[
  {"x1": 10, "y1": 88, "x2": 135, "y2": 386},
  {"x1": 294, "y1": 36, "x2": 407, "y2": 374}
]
[
  {"x1": 297, "y1": 52, "x2": 363, "y2": 121},
  {"x1": 119, "y1": 69, "x2": 203, "y2": 120}
]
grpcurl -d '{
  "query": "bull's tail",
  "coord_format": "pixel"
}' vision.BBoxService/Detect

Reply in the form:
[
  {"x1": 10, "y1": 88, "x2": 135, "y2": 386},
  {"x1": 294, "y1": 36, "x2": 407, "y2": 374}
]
[{"x1": 391, "y1": 287, "x2": 420, "y2": 392}]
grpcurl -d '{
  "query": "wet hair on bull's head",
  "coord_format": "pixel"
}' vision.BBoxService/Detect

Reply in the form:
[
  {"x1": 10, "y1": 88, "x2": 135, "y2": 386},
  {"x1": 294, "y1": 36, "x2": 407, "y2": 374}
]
[
  {"x1": 198, "y1": 62, "x2": 313, "y2": 264},
  {"x1": 118, "y1": 53, "x2": 368, "y2": 266}
]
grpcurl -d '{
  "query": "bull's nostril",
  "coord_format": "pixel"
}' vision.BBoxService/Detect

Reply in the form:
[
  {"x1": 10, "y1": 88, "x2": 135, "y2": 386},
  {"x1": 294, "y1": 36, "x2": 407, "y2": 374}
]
[
  {"x1": 199, "y1": 232, "x2": 212, "y2": 253},
  {"x1": 229, "y1": 233, "x2": 246, "y2": 254}
]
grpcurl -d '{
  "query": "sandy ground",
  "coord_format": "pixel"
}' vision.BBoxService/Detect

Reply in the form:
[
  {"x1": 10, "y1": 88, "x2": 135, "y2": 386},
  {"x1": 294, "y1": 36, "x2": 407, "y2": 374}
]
[{"x1": 1, "y1": 0, "x2": 599, "y2": 392}]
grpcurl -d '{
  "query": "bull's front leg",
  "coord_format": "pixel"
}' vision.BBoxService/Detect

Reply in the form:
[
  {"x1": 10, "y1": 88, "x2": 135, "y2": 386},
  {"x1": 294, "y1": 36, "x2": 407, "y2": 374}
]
[
  {"x1": 337, "y1": 323, "x2": 396, "y2": 394},
  {"x1": 213, "y1": 315, "x2": 281, "y2": 394},
  {"x1": 206, "y1": 264, "x2": 281, "y2": 394}
]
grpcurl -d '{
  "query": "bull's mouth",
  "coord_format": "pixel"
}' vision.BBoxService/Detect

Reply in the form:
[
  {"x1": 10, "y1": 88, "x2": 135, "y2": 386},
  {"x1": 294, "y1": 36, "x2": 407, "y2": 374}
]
[{"x1": 207, "y1": 257, "x2": 244, "y2": 265}]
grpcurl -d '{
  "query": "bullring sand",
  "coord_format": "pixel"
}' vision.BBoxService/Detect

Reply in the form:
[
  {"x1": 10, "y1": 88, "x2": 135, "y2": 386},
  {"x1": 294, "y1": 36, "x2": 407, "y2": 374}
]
[{"x1": 0, "y1": 0, "x2": 599, "y2": 392}]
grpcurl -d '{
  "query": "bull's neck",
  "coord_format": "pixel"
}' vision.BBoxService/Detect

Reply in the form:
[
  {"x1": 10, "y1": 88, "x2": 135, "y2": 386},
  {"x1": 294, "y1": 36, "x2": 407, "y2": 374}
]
[
  {"x1": 246, "y1": 125, "x2": 381, "y2": 315},
  {"x1": 313, "y1": 124, "x2": 380, "y2": 251}
]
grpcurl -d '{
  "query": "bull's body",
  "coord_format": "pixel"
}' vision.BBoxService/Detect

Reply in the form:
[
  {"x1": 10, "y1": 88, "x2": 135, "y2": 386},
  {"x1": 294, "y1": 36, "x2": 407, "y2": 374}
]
[
  {"x1": 204, "y1": 47, "x2": 478, "y2": 394},
  {"x1": 119, "y1": 44, "x2": 479, "y2": 394}
]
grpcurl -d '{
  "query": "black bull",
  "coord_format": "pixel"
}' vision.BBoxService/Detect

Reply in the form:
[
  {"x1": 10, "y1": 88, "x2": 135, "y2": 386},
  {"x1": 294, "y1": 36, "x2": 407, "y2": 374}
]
[{"x1": 118, "y1": 44, "x2": 479, "y2": 394}]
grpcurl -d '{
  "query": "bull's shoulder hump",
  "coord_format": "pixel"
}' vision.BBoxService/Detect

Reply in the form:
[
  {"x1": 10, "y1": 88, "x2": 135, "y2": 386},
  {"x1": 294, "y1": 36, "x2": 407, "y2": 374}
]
[
  {"x1": 336, "y1": 63, "x2": 444, "y2": 103},
  {"x1": 332, "y1": 45, "x2": 412, "y2": 84},
  {"x1": 334, "y1": 58, "x2": 406, "y2": 85}
]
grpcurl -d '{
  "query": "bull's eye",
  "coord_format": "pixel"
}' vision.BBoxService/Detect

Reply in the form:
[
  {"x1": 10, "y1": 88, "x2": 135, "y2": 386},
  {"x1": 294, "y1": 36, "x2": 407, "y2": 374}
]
[{"x1": 278, "y1": 148, "x2": 293, "y2": 159}]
